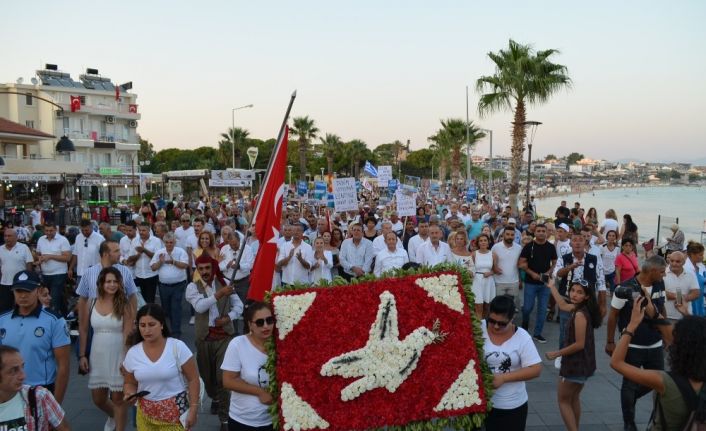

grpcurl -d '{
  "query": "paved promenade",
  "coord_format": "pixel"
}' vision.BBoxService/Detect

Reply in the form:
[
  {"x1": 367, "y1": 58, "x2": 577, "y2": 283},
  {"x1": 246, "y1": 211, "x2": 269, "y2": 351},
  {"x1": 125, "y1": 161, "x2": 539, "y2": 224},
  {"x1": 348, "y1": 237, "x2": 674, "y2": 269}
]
[{"x1": 61, "y1": 303, "x2": 653, "y2": 430}]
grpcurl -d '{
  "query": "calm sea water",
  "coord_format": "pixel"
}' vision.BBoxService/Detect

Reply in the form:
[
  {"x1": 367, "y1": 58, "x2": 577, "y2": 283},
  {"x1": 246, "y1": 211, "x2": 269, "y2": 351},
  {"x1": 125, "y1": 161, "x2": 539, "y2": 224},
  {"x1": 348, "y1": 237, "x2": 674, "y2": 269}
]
[{"x1": 536, "y1": 185, "x2": 706, "y2": 244}]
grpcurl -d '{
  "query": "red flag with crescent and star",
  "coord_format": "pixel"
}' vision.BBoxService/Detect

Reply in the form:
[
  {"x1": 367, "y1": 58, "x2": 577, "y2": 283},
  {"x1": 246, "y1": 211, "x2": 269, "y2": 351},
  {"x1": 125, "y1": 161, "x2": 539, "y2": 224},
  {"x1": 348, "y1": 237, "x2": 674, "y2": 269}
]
[
  {"x1": 70, "y1": 96, "x2": 81, "y2": 112},
  {"x1": 128, "y1": 104, "x2": 138, "y2": 113},
  {"x1": 247, "y1": 126, "x2": 289, "y2": 301}
]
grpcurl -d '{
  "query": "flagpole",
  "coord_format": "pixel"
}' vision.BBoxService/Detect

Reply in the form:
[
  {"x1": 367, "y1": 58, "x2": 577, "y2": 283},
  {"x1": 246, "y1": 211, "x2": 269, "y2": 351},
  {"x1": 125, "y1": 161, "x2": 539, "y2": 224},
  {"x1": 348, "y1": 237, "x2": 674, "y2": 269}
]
[{"x1": 229, "y1": 91, "x2": 297, "y2": 285}]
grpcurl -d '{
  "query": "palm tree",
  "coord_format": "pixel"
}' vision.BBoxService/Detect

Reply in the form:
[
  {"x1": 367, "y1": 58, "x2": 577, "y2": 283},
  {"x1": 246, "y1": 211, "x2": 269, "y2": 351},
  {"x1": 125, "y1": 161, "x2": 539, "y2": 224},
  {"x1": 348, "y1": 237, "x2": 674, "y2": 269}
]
[
  {"x1": 219, "y1": 127, "x2": 250, "y2": 168},
  {"x1": 318, "y1": 133, "x2": 342, "y2": 175},
  {"x1": 345, "y1": 139, "x2": 369, "y2": 178},
  {"x1": 428, "y1": 133, "x2": 451, "y2": 194},
  {"x1": 291, "y1": 116, "x2": 319, "y2": 180},
  {"x1": 476, "y1": 39, "x2": 570, "y2": 212},
  {"x1": 429, "y1": 119, "x2": 486, "y2": 192}
]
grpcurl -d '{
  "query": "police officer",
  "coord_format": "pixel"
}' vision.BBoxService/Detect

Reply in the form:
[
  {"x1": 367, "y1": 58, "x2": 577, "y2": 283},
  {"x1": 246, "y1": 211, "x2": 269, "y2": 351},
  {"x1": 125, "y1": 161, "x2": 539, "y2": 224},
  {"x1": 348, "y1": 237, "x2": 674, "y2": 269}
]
[{"x1": 0, "y1": 271, "x2": 71, "y2": 403}]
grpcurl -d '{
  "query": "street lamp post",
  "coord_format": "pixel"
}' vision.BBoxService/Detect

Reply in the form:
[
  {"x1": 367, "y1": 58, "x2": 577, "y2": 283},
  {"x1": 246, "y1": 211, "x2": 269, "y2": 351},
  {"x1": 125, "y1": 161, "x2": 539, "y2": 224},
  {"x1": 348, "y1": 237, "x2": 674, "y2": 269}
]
[
  {"x1": 521, "y1": 121, "x2": 542, "y2": 210},
  {"x1": 231, "y1": 104, "x2": 254, "y2": 169},
  {"x1": 320, "y1": 167, "x2": 324, "y2": 181},
  {"x1": 465, "y1": 86, "x2": 471, "y2": 183},
  {"x1": 287, "y1": 165, "x2": 293, "y2": 188},
  {"x1": 480, "y1": 128, "x2": 493, "y2": 199}
]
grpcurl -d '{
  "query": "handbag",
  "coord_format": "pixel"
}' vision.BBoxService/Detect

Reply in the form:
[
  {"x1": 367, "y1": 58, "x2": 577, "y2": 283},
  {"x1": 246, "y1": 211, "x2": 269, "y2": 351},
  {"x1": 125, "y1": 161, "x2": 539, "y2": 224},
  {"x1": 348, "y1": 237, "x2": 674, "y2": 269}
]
[{"x1": 172, "y1": 340, "x2": 205, "y2": 428}]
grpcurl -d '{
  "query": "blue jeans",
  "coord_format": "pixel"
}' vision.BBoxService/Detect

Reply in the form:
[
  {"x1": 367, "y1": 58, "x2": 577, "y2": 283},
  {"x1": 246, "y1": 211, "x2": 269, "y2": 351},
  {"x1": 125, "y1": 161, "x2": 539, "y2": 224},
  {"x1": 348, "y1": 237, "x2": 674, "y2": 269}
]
[
  {"x1": 158, "y1": 280, "x2": 187, "y2": 338},
  {"x1": 522, "y1": 282, "x2": 550, "y2": 337},
  {"x1": 559, "y1": 309, "x2": 571, "y2": 348},
  {"x1": 43, "y1": 273, "x2": 68, "y2": 316}
]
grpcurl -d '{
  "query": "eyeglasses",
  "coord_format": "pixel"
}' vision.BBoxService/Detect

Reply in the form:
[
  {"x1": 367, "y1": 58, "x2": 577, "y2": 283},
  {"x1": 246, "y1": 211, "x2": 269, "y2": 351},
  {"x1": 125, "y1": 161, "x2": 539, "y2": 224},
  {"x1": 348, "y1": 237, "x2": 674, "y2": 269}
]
[
  {"x1": 487, "y1": 317, "x2": 510, "y2": 328},
  {"x1": 252, "y1": 316, "x2": 275, "y2": 327}
]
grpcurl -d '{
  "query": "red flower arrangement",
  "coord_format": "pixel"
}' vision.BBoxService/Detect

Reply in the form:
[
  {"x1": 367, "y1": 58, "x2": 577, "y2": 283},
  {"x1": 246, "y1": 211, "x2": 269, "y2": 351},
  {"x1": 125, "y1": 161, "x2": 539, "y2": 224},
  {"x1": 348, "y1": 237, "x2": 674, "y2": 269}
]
[{"x1": 269, "y1": 268, "x2": 491, "y2": 431}]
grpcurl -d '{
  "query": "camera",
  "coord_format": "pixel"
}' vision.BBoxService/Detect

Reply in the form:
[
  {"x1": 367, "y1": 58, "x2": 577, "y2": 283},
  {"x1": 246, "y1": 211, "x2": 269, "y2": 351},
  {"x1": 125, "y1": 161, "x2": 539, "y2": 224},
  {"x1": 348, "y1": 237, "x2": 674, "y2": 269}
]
[
  {"x1": 540, "y1": 273, "x2": 550, "y2": 283},
  {"x1": 614, "y1": 285, "x2": 649, "y2": 309}
]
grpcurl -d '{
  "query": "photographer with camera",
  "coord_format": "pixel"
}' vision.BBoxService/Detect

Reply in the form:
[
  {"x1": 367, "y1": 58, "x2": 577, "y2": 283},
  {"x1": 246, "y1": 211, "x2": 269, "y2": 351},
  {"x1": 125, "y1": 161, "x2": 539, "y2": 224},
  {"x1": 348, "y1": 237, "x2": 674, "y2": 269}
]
[
  {"x1": 606, "y1": 255, "x2": 668, "y2": 431},
  {"x1": 610, "y1": 297, "x2": 705, "y2": 431}
]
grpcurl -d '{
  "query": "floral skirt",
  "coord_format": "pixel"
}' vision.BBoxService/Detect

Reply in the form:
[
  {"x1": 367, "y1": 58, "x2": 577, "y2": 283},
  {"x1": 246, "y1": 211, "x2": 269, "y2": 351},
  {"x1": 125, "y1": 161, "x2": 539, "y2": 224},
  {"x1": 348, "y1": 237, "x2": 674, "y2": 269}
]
[{"x1": 137, "y1": 392, "x2": 188, "y2": 430}]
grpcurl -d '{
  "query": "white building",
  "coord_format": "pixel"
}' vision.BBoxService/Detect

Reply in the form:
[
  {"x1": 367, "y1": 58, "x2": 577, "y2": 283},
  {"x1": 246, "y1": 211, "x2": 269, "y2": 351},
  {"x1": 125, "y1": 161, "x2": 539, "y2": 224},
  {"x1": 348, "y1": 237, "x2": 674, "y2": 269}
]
[{"x1": 0, "y1": 64, "x2": 142, "y2": 203}]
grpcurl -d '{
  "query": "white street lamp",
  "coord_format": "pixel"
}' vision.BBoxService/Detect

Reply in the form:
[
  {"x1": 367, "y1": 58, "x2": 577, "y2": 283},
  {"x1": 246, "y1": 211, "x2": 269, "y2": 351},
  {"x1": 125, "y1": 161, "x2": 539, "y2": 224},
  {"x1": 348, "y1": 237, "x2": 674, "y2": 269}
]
[{"x1": 231, "y1": 104, "x2": 254, "y2": 169}]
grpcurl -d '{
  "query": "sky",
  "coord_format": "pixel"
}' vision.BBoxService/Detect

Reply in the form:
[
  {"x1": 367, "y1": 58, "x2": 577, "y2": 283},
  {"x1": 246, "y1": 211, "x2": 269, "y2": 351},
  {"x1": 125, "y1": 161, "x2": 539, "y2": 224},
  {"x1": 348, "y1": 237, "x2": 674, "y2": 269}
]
[{"x1": 2, "y1": 1, "x2": 705, "y2": 162}]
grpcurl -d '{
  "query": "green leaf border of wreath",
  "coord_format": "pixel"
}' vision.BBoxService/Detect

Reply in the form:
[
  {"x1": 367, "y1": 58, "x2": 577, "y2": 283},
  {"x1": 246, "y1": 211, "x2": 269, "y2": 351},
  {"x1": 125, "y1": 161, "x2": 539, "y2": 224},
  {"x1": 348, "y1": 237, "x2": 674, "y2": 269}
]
[{"x1": 264, "y1": 263, "x2": 494, "y2": 431}]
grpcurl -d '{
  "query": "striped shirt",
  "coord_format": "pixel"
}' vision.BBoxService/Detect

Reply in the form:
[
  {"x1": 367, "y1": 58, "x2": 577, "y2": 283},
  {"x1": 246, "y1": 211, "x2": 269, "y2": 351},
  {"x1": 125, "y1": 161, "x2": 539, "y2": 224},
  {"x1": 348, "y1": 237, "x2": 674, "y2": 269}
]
[{"x1": 75, "y1": 263, "x2": 138, "y2": 299}]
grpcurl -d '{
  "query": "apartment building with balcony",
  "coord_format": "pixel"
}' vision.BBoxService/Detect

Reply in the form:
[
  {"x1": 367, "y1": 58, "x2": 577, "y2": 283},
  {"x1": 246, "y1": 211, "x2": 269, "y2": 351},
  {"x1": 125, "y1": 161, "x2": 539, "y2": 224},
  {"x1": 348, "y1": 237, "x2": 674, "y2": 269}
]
[{"x1": 0, "y1": 64, "x2": 142, "y2": 204}]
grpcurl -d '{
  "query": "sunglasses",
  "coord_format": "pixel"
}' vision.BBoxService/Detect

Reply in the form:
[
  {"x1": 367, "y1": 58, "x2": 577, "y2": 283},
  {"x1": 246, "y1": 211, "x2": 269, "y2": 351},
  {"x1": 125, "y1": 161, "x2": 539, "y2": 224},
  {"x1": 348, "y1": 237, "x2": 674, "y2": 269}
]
[
  {"x1": 487, "y1": 317, "x2": 510, "y2": 328},
  {"x1": 84, "y1": 238, "x2": 88, "y2": 248},
  {"x1": 252, "y1": 316, "x2": 275, "y2": 327},
  {"x1": 572, "y1": 279, "x2": 589, "y2": 287}
]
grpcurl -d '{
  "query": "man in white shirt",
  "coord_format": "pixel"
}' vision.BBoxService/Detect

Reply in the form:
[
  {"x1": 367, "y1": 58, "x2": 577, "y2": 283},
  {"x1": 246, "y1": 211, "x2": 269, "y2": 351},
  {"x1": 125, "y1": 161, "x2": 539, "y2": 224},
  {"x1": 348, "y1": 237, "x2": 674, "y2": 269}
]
[
  {"x1": 185, "y1": 254, "x2": 243, "y2": 426},
  {"x1": 185, "y1": 218, "x2": 205, "y2": 269},
  {"x1": 389, "y1": 212, "x2": 404, "y2": 236},
  {"x1": 68, "y1": 220, "x2": 105, "y2": 286},
  {"x1": 220, "y1": 232, "x2": 254, "y2": 305},
  {"x1": 150, "y1": 232, "x2": 190, "y2": 338},
  {"x1": 372, "y1": 221, "x2": 403, "y2": 255},
  {"x1": 276, "y1": 225, "x2": 313, "y2": 286},
  {"x1": 416, "y1": 225, "x2": 451, "y2": 267},
  {"x1": 30, "y1": 205, "x2": 43, "y2": 227},
  {"x1": 174, "y1": 215, "x2": 194, "y2": 250},
  {"x1": 36, "y1": 222, "x2": 72, "y2": 315},
  {"x1": 663, "y1": 252, "x2": 700, "y2": 320},
  {"x1": 491, "y1": 226, "x2": 523, "y2": 311},
  {"x1": 407, "y1": 220, "x2": 430, "y2": 264},
  {"x1": 127, "y1": 223, "x2": 163, "y2": 304},
  {"x1": 119, "y1": 221, "x2": 138, "y2": 269},
  {"x1": 339, "y1": 224, "x2": 375, "y2": 281},
  {"x1": 374, "y1": 232, "x2": 409, "y2": 277},
  {"x1": 0, "y1": 228, "x2": 34, "y2": 312}
]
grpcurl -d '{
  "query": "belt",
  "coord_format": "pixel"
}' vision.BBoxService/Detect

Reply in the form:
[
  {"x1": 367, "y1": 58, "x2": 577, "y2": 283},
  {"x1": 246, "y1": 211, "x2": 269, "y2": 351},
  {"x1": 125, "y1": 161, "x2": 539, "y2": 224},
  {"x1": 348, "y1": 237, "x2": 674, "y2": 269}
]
[{"x1": 159, "y1": 280, "x2": 186, "y2": 287}]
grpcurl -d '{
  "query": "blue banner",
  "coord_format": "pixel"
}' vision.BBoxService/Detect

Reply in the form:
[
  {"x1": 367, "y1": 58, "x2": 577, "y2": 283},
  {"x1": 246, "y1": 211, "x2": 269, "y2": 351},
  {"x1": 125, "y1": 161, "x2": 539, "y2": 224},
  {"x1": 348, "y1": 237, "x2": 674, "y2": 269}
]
[
  {"x1": 466, "y1": 186, "x2": 477, "y2": 201},
  {"x1": 314, "y1": 181, "x2": 327, "y2": 199},
  {"x1": 388, "y1": 179, "x2": 398, "y2": 193},
  {"x1": 297, "y1": 180, "x2": 308, "y2": 196}
]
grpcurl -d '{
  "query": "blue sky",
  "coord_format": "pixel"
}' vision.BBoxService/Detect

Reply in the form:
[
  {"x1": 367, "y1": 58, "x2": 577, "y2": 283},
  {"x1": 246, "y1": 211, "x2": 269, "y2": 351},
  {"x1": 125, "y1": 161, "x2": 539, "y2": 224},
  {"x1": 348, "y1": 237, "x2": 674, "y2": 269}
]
[{"x1": 2, "y1": 1, "x2": 705, "y2": 162}]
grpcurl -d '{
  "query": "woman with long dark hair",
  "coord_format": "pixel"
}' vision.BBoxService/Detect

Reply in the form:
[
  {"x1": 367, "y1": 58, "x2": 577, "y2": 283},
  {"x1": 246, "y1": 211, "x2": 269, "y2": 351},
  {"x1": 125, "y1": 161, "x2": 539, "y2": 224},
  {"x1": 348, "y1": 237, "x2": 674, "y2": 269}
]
[
  {"x1": 545, "y1": 278, "x2": 602, "y2": 431},
  {"x1": 620, "y1": 214, "x2": 639, "y2": 243},
  {"x1": 123, "y1": 304, "x2": 201, "y2": 430}
]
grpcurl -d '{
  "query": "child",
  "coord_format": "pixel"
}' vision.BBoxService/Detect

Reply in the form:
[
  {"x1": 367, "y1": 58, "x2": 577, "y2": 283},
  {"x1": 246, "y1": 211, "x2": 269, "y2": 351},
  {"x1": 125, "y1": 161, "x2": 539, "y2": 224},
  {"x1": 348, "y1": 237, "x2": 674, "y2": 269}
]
[{"x1": 545, "y1": 278, "x2": 602, "y2": 431}]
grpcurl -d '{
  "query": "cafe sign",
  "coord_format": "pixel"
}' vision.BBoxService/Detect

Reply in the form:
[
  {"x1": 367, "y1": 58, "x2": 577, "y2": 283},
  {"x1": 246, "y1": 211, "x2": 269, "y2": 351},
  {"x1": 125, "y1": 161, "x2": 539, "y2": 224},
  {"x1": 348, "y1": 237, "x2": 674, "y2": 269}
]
[{"x1": 0, "y1": 174, "x2": 63, "y2": 182}]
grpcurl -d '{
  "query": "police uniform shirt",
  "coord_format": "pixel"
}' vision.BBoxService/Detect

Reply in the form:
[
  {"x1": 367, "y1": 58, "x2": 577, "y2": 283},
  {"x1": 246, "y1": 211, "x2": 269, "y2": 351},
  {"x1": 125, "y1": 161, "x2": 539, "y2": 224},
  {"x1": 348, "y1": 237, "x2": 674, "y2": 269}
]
[{"x1": 0, "y1": 304, "x2": 71, "y2": 386}]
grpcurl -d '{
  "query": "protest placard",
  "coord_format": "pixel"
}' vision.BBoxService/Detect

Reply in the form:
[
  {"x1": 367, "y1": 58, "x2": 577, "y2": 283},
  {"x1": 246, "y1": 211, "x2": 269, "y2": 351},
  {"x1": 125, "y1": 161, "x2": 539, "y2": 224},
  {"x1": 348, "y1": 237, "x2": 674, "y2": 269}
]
[
  {"x1": 332, "y1": 177, "x2": 358, "y2": 212},
  {"x1": 395, "y1": 190, "x2": 417, "y2": 216}
]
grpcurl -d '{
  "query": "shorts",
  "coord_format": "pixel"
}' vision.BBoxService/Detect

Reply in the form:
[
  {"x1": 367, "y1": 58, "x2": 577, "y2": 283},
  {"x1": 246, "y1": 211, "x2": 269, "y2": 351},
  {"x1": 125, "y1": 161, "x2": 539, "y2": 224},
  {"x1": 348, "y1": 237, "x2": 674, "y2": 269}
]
[{"x1": 562, "y1": 375, "x2": 588, "y2": 384}]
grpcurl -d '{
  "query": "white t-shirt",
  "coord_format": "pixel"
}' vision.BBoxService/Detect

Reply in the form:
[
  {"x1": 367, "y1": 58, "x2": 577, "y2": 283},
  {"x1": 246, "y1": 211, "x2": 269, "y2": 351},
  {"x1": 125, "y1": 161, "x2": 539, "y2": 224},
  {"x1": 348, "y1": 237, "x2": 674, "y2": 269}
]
[
  {"x1": 30, "y1": 210, "x2": 42, "y2": 227},
  {"x1": 491, "y1": 242, "x2": 523, "y2": 284},
  {"x1": 482, "y1": 322, "x2": 541, "y2": 409},
  {"x1": 36, "y1": 234, "x2": 71, "y2": 276},
  {"x1": 0, "y1": 392, "x2": 26, "y2": 429},
  {"x1": 122, "y1": 338, "x2": 193, "y2": 401},
  {"x1": 0, "y1": 243, "x2": 34, "y2": 285},
  {"x1": 221, "y1": 336, "x2": 271, "y2": 427},
  {"x1": 174, "y1": 226, "x2": 194, "y2": 250},
  {"x1": 600, "y1": 218, "x2": 619, "y2": 235},
  {"x1": 663, "y1": 269, "x2": 699, "y2": 319},
  {"x1": 600, "y1": 244, "x2": 620, "y2": 274}
]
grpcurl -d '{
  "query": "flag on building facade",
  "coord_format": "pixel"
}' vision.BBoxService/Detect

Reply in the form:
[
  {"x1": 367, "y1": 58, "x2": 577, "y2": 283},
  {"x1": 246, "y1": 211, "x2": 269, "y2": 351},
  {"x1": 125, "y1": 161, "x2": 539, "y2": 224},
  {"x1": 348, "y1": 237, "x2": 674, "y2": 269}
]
[
  {"x1": 128, "y1": 104, "x2": 138, "y2": 113},
  {"x1": 247, "y1": 126, "x2": 290, "y2": 301},
  {"x1": 70, "y1": 96, "x2": 81, "y2": 112},
  {"x1": 364, "y1": 160, "x2": 378, "y2": 177},
  {"x1": 115, "y1": 85, "x2": 120, "y2": 101}
]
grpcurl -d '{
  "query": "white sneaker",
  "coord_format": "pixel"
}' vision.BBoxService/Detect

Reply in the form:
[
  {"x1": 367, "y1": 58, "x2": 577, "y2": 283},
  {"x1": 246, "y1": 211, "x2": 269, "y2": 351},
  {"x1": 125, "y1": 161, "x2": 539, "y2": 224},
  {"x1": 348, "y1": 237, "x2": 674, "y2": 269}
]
[
  {"x1": 189, "y1": 316, "x2": 195, "y2": 325},
  {"x1": 104, "y1": 417, "x2": 116, "y2": 431}
]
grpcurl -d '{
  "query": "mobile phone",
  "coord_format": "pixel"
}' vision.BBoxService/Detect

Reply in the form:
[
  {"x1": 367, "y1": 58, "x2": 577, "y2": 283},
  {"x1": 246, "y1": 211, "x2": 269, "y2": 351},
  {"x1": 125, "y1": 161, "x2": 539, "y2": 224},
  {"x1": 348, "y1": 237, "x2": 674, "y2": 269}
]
[
  {"x1": 540, "y1": 274, "x2": 550, "y2": 283},
  {"x1": 126, "y1": 390, "x2": 150, "y2": 401},
  {"x1": 676, "y1": 290, "x2": 683, "y2": 306}
]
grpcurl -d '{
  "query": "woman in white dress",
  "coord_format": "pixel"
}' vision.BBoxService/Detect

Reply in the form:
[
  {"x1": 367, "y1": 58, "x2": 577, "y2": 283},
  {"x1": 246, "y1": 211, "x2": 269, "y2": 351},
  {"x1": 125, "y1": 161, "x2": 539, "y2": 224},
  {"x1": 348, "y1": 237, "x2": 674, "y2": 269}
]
[
  {"x1": 310, "y1": 237, "x2": 333, "y2": 285},
  {"x1": 450, "y1": 230, "x2": 475, "y2": 273},
  {"x1": 472, "y1": 233, "x2": 496, "y2": 318},
  {"x1": 78, "y1": 267, "x2": 135, "y2": 431}
]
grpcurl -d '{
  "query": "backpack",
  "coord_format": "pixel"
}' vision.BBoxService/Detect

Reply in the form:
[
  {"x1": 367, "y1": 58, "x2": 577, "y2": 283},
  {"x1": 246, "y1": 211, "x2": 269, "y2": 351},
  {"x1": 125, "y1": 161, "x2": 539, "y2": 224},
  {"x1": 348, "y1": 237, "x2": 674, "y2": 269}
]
[{"x1": 650, "y1": 372, "x2": 706, "y2": 431}]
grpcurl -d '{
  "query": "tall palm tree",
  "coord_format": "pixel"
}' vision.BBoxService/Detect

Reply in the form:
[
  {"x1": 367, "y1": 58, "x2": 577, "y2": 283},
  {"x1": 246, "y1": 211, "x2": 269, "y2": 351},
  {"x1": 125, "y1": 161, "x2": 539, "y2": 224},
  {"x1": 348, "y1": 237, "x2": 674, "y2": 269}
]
[
  {"x1": 430, "y1": 119, "x2": 486, "y2": 191},
  {"x1": 345, "y1": 139, "x2": 369, "y2": 178},
  {"x1": 291, "y1": 116, "x2": 319, "y2": 180},
  {"x1": 428, "y1": 133, "x2": 451, "y2": 194},
  {"x1": 219, "y1": 127, "x2": 250, "y2": 168},
  {"x1": 318, "y1": 133, "x2": 342, "y2": 175},
  {"x1": 476, "y1": 39, "x2": 570, "y2": 212}
]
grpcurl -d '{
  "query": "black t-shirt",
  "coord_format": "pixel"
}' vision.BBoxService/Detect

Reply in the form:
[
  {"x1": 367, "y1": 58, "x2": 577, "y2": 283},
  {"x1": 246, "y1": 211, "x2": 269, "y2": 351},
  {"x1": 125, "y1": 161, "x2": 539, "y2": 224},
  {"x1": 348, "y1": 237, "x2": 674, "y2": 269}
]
[{"x1": 520, "y1": 241, "x2": 558, "y2": 273}]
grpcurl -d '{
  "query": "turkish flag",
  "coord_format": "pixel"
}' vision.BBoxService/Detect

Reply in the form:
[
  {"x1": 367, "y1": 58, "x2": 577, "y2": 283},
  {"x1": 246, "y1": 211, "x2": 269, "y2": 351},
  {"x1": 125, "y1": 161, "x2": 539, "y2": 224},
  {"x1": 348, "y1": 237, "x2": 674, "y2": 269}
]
[
  {"x1": 128, "y1": 104, "x2": 138, "y2": 113},
  {"x1": 115, "y1": 85, "x2": 120, "y2": 101},
  {"x1": 247, "y1": 126, "x2": 289, "y2": 301},
  {"x1": 70, "y1": 96, "x2": 81, "y2": 112}
]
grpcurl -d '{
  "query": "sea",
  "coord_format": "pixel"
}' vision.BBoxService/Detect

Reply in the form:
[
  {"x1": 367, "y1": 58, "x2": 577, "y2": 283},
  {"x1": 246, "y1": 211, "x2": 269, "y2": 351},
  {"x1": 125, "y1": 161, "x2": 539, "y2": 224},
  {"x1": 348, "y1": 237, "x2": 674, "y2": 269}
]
[{"x1": 535, "y1": 185, "x2": 706, "y2": 245}]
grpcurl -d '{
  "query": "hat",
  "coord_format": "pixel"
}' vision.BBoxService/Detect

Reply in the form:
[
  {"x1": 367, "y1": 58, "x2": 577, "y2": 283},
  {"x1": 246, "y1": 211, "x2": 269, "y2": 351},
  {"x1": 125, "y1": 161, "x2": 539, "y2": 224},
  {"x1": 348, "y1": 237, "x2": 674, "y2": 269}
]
[
  {"x1": 507, "y1": 218, "x2": 517, "y2": 224},
  {"x1": 12, "y1": 271, "x2": 41, "y2": 291},
  {"x1": 298, "y1": 218, "x2": 309, "y2": 228},
  {"x1": 557, "y1": 223, "x2": 570, "y2": 232},
  {"x1": 461, "y1": 203, "x2": 469, "y2": 208}
]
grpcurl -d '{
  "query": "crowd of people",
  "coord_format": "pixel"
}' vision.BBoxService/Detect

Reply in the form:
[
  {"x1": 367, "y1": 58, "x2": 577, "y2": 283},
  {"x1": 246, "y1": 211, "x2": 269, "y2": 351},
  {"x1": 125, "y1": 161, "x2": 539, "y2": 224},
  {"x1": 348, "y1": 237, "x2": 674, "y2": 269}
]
[{"x1": 0, "y1": 192, "x2": 704, "y2": 431}]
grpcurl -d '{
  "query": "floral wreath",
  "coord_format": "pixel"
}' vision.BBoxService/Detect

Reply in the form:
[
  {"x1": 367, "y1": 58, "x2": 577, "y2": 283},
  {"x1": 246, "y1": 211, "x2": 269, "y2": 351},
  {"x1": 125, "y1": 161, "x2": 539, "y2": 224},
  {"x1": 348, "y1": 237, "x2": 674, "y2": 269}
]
[{"x1": 264, "y1": 264, "x2": 493, "y2": 431}]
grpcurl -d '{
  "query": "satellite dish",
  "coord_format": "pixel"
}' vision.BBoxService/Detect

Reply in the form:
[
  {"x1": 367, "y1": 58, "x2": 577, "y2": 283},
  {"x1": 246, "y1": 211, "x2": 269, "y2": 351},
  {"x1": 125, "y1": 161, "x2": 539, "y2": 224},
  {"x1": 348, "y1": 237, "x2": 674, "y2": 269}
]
[
  {"x1": 31, "y1": 77, "x2": 38, "y2": 85},
  {"x1": 16, "y1": 78, "x2": 23, "y2": 84}
]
